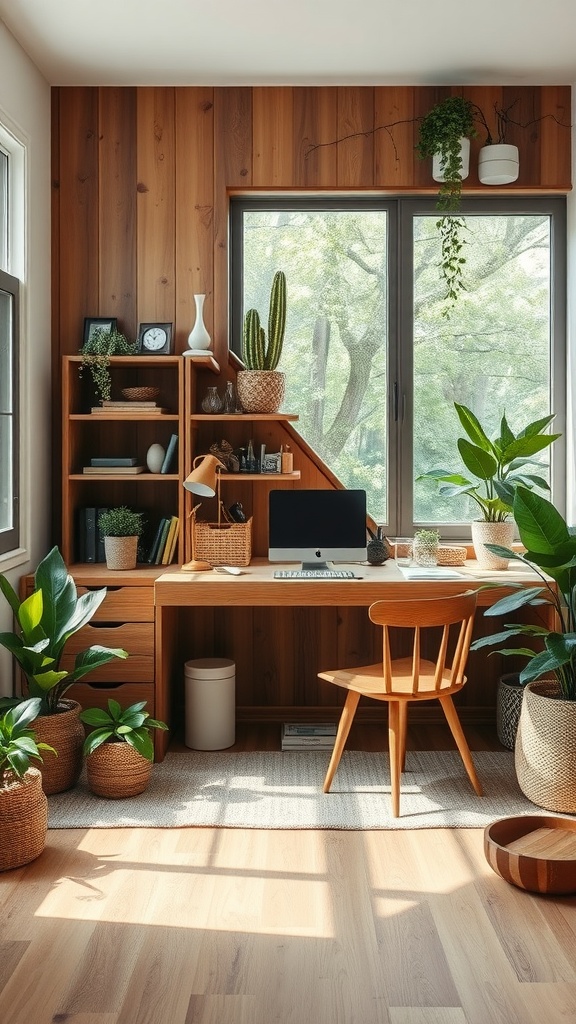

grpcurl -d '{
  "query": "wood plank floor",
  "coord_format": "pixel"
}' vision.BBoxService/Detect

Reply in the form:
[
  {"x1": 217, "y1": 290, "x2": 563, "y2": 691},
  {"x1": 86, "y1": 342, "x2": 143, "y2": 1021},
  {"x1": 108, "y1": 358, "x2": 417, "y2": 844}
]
[{"x1": 1, "y1": 724, "x2": 575, "y2": 1024}]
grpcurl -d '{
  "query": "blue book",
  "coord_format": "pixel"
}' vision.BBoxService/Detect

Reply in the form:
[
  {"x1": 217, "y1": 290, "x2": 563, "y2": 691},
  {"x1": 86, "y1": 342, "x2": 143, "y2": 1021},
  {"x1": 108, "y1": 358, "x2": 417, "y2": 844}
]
[
  {"x1": 160, "y1": 434, "x2": 178, "y2": 474},
  {"x1": 90, "y1": 457, "x2": 138, "y2": 467}
]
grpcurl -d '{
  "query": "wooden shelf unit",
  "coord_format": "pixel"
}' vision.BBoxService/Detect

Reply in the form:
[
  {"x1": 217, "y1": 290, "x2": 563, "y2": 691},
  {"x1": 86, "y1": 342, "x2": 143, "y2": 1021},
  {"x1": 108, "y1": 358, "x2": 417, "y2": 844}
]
[
  {"x1": 62, "y1": 354, "x2": 185, "y2": 568},
  {"x1": 184, "y1": 359, "x2": 301, "y2": 559}
]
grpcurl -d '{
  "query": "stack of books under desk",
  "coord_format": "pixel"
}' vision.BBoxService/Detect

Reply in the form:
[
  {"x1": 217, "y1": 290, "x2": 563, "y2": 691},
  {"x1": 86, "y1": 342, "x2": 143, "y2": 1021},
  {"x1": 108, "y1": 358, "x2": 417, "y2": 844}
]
[{"x1": 281, "y1": 723, "x2": 337, "y2": 750}]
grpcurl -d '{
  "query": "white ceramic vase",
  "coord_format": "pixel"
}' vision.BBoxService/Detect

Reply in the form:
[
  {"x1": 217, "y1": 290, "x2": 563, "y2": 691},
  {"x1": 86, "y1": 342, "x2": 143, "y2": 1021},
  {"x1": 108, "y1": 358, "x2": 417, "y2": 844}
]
[
  {"x1": 146, "y1": 443, "x2": 165, "y2": 473},
  {"x1": 186, "y1": 293, "x2": 211, "y2": 355},
  {"x1": 471, "y1": 520, "x2": 515, "y2": 570},
  {"x1": 478, "y1": 144, "x2": 519, "y2": 185},
  {"x1": 432, "y1": 137, "x2": 470, "y2": 182}
]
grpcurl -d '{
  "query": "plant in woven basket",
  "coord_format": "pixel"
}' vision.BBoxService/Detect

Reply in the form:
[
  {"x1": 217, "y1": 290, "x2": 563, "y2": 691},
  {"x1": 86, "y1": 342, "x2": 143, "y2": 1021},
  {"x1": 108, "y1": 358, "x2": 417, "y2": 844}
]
[
  {"x1": 0, "y1": 697, "x2": 55, "y2": 871},
  {"x1": 237, "y1": 271, "x2": 287, "y2": 413},
  {"x1": 81, "y1": 699, "x2": 167, "y2": 798},
  {"x1": 81, "y1": 699, "x2": 168, "y2": 761},
  {"x1": 79, "y1": 326, "x2": 137, "y2": 403},
  {"x1": 0, "y1": 546, "x2": 128, "y2": 716}
]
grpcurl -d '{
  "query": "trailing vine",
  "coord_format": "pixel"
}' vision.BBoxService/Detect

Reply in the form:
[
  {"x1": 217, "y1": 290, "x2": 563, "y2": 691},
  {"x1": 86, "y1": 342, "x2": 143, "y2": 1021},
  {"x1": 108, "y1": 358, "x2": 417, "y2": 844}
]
[{"x1": 79, "y1": 327, "x2": 137, "y2": 403}]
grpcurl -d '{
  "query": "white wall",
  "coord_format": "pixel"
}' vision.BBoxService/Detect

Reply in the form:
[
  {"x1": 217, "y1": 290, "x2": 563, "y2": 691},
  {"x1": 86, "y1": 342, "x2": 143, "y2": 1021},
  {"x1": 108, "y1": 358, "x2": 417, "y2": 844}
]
[{"x1": 0, "y1": 22, "x2": 51, "y2": 696}]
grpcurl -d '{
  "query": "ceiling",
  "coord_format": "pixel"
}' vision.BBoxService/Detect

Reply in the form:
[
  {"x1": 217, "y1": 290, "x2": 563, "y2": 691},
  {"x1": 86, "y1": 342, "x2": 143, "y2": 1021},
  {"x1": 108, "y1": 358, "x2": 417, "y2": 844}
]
[{"x1": 1, "y1": 0, "x2": 575, "y2": 87}]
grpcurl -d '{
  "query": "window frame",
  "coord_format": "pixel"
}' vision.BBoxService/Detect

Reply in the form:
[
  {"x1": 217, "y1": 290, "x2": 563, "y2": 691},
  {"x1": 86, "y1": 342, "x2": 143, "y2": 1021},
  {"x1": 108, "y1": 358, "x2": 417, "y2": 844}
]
[
  {"x1": 230, "y1": 194, "x2": 567, "y2": 537},
  {"x1": 0, "y1": 266, "x2": 20, "y2": 555}
]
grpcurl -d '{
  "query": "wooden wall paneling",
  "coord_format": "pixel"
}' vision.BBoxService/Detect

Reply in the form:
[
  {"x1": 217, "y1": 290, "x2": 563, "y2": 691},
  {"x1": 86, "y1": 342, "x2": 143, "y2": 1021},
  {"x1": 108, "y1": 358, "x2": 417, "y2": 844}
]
[
  {"x1": 538, "y1": 86, "x2": 572, "y2": 189},
  {"x1": 218, "y1": 608, "x2": 254, "y2": 708},
  {"x1": 175, "y1": 88, "x2": 215, "y2": 355},
  {"x1": 98, "y1": 87, "x2": 137, "y2": 340},
  {"x1": 213, "y1": 87, "x2": 253, "y2": 367},
  {"x1": 57, "y1": 87, "x2": 100, "y2": 353},
  {"x1": 293, "y1": 87, "x2": 338, "y2": 187},
  {"x1": 373, "y1": 87, "x2": 417, "y2": 189},
  {"x1": 336, "y1": 87, "x2": 375, "y2": 188},
  {"x1": 253, "y1": 607, "x2": 295, "y2": 707},
  {"x1": 252, "y1": 88, "x2": 295, "y2": 187},
  {"x1": 501, "y1": 87, "x2": 541, "y2": 188},
  {"x1": 136, "y1": 88, "x2": 176, "y2": 324}
]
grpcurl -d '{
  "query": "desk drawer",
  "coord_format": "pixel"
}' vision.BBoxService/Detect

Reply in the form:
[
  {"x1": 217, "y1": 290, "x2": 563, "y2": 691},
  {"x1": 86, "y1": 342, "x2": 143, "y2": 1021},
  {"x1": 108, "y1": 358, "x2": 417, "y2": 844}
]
[
  {"x1": 64, "y1": 622, "x2": 154, "y2": 657},
  {"x1": 69, "y1": 681, "x2": 155, "y2": 715},
  {"x1": 77, "y1": 586, "x2": 154, "y2": 622}
]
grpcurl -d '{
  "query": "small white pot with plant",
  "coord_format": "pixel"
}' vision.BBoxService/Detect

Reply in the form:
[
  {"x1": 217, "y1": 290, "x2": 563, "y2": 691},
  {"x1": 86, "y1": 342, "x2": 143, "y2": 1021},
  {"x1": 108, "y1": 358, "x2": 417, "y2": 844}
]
[
  {"x1": 237, "y1": 270, "x2": 286, "y2": 413},
  {"x1": 98, "y1": 507, "x2": 145, "y2": 570},
  {"x1": 418, "y1": 403, "x2": 559, "y2": 569}
]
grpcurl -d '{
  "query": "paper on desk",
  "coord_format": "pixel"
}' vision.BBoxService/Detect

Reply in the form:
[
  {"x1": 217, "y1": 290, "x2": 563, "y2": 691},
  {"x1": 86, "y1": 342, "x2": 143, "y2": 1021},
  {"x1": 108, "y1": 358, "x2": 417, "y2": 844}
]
[{"x1": 398, "y1": 566, "x2": 466, "y2": 580}]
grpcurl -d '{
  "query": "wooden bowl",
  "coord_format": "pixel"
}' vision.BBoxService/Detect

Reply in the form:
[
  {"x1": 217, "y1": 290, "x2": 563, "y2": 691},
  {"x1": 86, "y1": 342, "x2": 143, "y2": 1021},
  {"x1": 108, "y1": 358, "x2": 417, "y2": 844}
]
[{"x1": 484, "y1": 815, "x2": 576, "y2": 894}]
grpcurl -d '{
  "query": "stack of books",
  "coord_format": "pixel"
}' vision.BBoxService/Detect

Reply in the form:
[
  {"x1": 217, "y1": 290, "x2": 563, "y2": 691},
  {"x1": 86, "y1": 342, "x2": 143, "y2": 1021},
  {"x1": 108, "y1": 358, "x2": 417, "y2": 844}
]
[
  {"x1": 146, "y1": 515, "x2": 180, "y2": 565},
  {"x1": 281, "y1": 722, "x2": 337, "y2": 750},
  {"x1": 91, "y1": 400, "x2": 167, "y2": 415},
  {"x1": 83, "y1": 457, "x2": 144, "y2": 474}
]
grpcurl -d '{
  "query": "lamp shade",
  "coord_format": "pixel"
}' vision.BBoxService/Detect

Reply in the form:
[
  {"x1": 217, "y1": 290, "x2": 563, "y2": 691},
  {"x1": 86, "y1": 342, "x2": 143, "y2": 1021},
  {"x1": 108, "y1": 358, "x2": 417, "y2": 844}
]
[{"x1": 183, "y1": 454, "x2": 225, "y2": 496}]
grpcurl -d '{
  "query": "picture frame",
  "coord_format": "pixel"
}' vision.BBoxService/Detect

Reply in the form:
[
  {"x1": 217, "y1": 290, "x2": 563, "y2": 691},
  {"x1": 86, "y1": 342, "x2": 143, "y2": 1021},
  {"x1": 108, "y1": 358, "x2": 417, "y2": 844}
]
[
  {"x1": 83, "y1": 317, "x2": 117, "y2": 347},
  {"x1": 137, "y1": 322, "x2": 173, "y2": 355},
  {"x1": 262, "y1": 452, "x2": 282, "y2": 474}
]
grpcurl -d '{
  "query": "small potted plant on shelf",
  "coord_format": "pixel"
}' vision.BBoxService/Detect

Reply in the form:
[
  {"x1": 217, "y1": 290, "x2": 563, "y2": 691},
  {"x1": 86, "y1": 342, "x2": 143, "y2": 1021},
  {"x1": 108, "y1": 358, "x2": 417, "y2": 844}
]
[
  {"x1": 0, "y1": 697, "x2": 56, "y2": 871},
  {"x1": 470, "y1": 485, "x2": 576, "y2": 813},
  {"x1": 79, "y1": 326, "x2": 137, "y2": 404},
  {"x1": 0, "y1": 547, "x2": 128, "y2": 794},
  {"x1": 80, "y1": 699, "x2": 167, "y2": 798},
  {"x1": 236, "y1": 270, "x2": 287, "y2": 413},
  {"x1": 98, "y1": 506, "x2": 145, "y2": 570},
  {"x1": 417, "y1": 402, "x2": 559, "y2": 569}
]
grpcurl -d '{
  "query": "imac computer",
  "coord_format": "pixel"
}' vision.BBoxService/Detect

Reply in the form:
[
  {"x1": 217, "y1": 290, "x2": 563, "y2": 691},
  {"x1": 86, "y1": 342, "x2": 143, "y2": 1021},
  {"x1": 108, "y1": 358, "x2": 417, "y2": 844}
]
[{"x1": 268, "y1": 488, "x2": 367, "y2": 572}]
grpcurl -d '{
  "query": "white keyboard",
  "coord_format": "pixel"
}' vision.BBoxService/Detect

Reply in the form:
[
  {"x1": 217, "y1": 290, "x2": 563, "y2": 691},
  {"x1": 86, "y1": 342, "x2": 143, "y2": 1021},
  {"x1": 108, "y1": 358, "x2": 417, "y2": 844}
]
[{"x1": 274, "y1": 569, "x2": 357, "y2": 580}]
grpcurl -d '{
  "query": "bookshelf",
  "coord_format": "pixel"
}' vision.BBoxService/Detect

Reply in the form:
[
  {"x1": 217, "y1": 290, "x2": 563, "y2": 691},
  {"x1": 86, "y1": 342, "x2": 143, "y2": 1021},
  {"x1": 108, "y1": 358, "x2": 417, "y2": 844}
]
[{"x1": 62, "y1": 355, "x2": 185, "y2": 568}]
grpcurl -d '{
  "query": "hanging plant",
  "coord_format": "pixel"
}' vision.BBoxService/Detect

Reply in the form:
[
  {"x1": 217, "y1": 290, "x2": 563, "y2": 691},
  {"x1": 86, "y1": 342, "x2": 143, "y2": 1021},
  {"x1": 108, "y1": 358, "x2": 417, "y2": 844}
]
[{"x1": 79, "y1": 327, "x2": 137, "y2": 403}]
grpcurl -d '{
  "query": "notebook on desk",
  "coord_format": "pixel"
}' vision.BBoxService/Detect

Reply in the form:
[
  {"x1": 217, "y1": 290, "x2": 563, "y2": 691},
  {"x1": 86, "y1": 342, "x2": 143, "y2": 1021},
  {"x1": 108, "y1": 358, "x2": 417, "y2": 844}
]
[{"x1": 398, "y1": 566, "x2": 466, "y2": 580}]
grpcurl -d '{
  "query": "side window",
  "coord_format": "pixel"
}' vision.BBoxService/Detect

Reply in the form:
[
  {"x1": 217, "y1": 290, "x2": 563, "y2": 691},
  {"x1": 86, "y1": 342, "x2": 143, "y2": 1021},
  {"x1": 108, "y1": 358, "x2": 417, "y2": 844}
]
[{"x1": 0, "y1": 139, "x2": 21, "y2": 555}]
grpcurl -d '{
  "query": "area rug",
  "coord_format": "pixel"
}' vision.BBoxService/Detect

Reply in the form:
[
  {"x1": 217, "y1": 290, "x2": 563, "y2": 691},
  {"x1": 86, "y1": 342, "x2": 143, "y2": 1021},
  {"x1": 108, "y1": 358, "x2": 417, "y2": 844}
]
[{"x1": 46, "y1": 749, "x2": 563, "y2": 830}]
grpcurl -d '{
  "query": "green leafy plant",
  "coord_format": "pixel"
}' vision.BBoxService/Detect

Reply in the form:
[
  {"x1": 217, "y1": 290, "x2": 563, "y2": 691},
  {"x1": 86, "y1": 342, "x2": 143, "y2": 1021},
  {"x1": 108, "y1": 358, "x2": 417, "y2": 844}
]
[
  {"x1": 418, "y1": 403, "x2": 559, "y2": 523},
  {"x1": 470, "y1": 486, "x2": 576, "y2": 701},
  {"x1": 414, "y1": 528, "x2": 440, "y2": 546},
  {"x1": 417, "y1": 96, "x2": 478, "y2": 312},
  {"x1": 0, "y1": 698, "x2": 56, "y2": 782},
  {"x1": 242, "y1": 270, "x2": 286, "y2": 370},
  {"x1": 98, "y1": 506, "x2": 145, "y2": 538},
  {"x1": 80, "y1": 699, "x2": 168, "y2": 762},
  {"x1": 80, "y1": 327, "x2": 137, "y2": 403},
  {"x1": 0, "y1": 546, "x2": 128, "y2": 715}
]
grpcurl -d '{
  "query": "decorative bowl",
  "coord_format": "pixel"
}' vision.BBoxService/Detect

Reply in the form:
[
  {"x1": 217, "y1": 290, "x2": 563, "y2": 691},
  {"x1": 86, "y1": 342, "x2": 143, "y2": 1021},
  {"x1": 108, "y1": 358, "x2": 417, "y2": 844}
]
[
  {"x1": 437, "y1": 545, "x2": 467, "y2": 566},
  {"x1": 484, "y1": 814, "x2": 576, "y2": 894},
  {"x1": 121, "y1": 386, "x2": 160, "y2": 402}
]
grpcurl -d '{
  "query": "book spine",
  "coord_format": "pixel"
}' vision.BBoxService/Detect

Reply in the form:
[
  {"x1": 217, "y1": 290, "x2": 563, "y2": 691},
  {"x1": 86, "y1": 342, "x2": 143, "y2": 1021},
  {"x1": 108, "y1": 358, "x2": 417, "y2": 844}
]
[
  {"x1": 77, "y1": 507, "x2": 86, "y2": 562},
  {"x1": 90, "y1": 457, "x2": 138, "y2": 467},
  {"x1": 155, "y1": 518, "x2": 172, "y2": 565},
  {"x1": 160, "y1": 433, "x2": 178, "y2": 474},
  {"x1": 161, "y1": 516, "x2": 179, "y2": 565},
  {"x1": 147, "y1": 518, "x2": 168, "y2": 564},
  {"x1": 84, "y1": 507, "x2": 97, "y2": 563},
  {"x1": 96, "y1": 507, "x2": 109, "y2": 562}
]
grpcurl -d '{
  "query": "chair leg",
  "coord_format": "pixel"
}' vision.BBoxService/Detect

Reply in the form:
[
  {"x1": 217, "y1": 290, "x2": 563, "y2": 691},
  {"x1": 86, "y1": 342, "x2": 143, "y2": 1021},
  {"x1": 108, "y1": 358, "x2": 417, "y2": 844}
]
[
  {"x1": 439, "y1": 695, "x2": 483, "y2": 797},
  {"x1": 398, "y1": 700, "x2": 408, "y2": 773},
  {"x1": 388, "y1": 700, "x2": 402, "y2": 817},
  {"x1": 323, "y1": 690, "x2": 361, "y2": 793}
]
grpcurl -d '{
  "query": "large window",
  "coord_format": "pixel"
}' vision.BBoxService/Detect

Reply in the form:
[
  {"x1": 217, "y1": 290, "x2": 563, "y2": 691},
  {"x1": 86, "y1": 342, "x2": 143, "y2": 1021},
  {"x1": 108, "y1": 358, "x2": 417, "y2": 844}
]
[
  {"x1": 0, "y1": 137, "x2": 21, "y2": 555},
  {"x1": 230, "y1": 197, "x2": 565, "y2": 538}
]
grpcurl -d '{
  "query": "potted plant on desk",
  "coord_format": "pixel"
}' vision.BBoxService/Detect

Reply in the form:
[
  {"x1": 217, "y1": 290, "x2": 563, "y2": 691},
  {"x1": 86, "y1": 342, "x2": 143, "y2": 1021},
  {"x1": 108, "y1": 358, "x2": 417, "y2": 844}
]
[
  {"x1": 99, "y1": 506, "x2": 145, "y2": 570},
  {"x1": 0, "y1": 546, "x2": 128, "y2": 793},
  {"x1": 470, "y1": 485, "x2": 576, "y2": 813},
  {"x1": 417, "y1": 402, "x2": 559, "y2": 569}
]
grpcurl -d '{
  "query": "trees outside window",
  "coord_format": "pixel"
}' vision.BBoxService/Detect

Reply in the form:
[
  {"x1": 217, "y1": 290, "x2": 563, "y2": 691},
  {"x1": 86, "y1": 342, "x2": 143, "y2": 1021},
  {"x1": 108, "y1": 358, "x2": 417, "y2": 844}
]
[{"x1": 230, "y1": 196, "x2": 565, "y2": 538}]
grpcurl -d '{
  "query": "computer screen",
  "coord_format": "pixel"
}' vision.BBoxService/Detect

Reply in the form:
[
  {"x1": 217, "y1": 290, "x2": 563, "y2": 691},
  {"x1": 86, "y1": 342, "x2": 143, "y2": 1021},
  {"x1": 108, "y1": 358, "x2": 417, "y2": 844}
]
[{"x1": 268, "y1": 489, "x2": 367, "y2": 569}]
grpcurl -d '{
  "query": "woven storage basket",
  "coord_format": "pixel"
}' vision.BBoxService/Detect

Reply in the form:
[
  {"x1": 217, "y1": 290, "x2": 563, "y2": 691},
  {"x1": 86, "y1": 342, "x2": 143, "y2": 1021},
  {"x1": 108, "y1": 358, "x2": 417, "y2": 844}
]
[
  {"x1": 0, "y1": 768, "x2": 48, "y2": 871},
  {"x1": 86, "y1": 742, "x2": 153, "y2": 798},
  {"x1": 437, "y1": 545, "x2": 468, "y2": 566},
  {"x1": 236, "y1": 370, "x2": 285, "y2": 414},
  {"x1": 104, "y1": 535, "x2": 138, "y2": 570},
  {"x1": 121, "y1": 386, "x2": 160, "y2": 401},
  {"x1": 33, "y1": 700, "x2": 84, "y2": 795},
  {"x1": 195, "y1": 517, "x2": 252, "y2": 566},
  {"x1": 515, "y1": 679, "x2": 576, "y2": 813}
]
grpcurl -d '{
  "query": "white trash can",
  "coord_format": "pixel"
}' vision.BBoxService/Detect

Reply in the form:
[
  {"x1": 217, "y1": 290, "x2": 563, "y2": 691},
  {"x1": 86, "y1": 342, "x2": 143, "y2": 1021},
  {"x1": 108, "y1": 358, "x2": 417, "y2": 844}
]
[{"x1": 184, "y1": 658, "x2": 236, "y2": 750}]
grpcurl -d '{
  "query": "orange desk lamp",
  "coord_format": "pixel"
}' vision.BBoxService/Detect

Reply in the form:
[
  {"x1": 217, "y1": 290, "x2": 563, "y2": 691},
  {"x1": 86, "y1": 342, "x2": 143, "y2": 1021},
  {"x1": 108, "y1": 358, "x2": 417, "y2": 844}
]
[{"x1": 182, "y1": 454, "x2": 226, "y2": 572}]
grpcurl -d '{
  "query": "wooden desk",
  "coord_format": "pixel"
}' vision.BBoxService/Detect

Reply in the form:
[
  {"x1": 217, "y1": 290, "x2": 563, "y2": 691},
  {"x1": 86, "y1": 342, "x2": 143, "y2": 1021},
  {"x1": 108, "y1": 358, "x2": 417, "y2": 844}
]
[{"x1": 153, "y1": 558, "x2": 549, "y2": 760}]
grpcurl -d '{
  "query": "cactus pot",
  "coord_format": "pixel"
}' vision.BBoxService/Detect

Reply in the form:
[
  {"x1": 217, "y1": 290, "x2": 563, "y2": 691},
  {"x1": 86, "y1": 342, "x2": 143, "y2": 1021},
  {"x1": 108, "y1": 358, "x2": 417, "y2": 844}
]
[{"x1": 236, "y1": 370, "x2": 285, "y2": 414}]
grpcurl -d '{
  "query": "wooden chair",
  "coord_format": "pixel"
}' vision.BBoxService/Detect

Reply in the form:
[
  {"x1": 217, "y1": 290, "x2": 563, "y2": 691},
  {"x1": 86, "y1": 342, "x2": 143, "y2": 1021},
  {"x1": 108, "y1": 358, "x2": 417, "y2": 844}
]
[{"x1": 319, "y1": 590, "x2": 483, "y2": 817}]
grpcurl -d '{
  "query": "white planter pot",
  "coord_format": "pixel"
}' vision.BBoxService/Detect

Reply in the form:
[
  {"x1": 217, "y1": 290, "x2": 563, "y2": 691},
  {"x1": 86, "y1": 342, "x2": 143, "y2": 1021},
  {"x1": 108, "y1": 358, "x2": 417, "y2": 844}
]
[
  {"x1": 478, "y1": 144, "x2": 519, "y2": 185},
  {"x1": 432, "y1": 137, "x2": 470, "y2": 183},
  {"x1": 471, "y1": 520, "x2": 515, "y2": 570}
]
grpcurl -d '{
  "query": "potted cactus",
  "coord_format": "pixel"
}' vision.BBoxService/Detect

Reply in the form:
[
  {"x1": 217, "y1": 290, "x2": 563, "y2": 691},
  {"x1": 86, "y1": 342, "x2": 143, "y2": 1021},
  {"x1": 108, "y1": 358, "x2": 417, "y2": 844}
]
[{"x1": 236, "y1": 270, "x2": 287, "y2": 413}]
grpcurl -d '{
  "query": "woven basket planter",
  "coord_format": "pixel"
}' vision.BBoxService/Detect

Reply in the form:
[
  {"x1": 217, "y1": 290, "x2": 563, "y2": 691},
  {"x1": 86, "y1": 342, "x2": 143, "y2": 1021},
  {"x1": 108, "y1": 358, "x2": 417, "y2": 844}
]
[
  {"x1": 0, "y1": 768, "x2": 48, "y2": 871},
  {"x1": 471, "y1": 521, "x2": 514, "y2": 570},
  {"x1": 33, "y1": 700, "x2": 84, "y2": 795},
  {"x1": 515, "y1": 679, "x2": 576, "y2": 813},
  {"x1": 104, "y1": 535, "x2": 138, "y2": 570},
  {"x1": 496, "y1": 673, "x2": 523, "y2": 750},
  {"x1": 86, "y1": 741, "x2": 153, "y2": 798},
  {"x1": 236, "y1": 370, "x2": 285, "y2": 414}
]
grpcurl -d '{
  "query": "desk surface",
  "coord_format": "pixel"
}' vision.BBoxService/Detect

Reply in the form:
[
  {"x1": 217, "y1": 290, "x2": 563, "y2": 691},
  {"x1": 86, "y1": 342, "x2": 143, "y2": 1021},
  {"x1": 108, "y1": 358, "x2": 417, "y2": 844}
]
[{"x1": 155, "y1": 557, "x2": 544, "y2": 608}]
